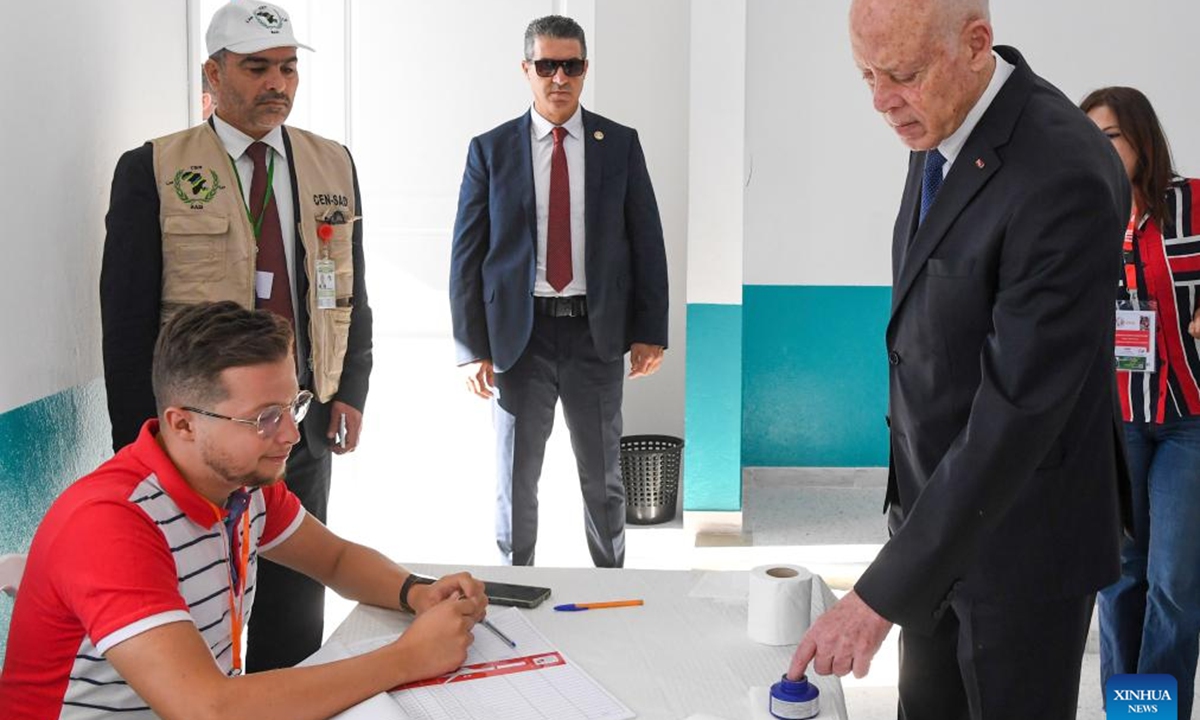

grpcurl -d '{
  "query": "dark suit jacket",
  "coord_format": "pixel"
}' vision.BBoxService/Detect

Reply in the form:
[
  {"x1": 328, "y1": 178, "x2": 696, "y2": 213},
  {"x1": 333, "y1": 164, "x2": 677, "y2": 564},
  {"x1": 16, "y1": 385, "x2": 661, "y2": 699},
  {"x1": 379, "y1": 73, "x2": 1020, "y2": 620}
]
[
  {"x1": 100, "y1": 125, "x2": 372, "y2": 454},
  {"x1": 854, "y1": 46, "x2": 1132, "y2": 633},
  {"x1": 449, "y1": 108, "x2": 668, "y2": 373}
]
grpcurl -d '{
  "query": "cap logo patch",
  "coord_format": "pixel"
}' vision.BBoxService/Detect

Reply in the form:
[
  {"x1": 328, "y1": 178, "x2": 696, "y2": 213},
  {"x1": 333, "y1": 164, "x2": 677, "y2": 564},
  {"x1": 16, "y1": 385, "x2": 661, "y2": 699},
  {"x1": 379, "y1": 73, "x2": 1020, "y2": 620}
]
[{"x1": 252, "y1": 5, "x2": 285, "y2": 32}]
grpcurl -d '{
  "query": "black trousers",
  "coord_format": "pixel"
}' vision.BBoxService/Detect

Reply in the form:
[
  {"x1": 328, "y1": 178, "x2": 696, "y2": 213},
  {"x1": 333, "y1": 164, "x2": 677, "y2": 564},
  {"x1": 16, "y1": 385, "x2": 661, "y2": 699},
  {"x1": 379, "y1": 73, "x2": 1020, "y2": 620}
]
[
  {"x1": 245, "y1": 431, "x2": 331, "y2": 672},
  {"x1": 897, "y1": 593, "x2": 1094, "y2": 720},
  {"x1": 492, "y1": 313, "x2": 626, "y2": 568}
]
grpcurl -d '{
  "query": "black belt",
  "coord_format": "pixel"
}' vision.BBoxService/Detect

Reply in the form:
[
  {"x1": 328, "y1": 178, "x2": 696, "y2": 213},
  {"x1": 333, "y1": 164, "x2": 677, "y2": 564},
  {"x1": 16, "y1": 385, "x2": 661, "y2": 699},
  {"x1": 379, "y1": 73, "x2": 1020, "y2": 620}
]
[{"x1": 534, "y1": 295, "x2": 588, "y2": 318}]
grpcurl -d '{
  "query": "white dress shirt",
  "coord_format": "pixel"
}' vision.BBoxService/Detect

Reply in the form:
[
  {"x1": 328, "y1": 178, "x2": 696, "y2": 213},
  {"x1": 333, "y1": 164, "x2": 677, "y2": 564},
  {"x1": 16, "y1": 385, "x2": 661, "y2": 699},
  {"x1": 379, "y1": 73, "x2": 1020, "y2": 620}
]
[
  {"x1": 936, "y1": 51, "x2": 1015, "y2": 177},
  {"x1": 211, "y1": 114, "x2": 299, "y2": 320},
  {"x1": 530, "y1": 104, "x2": 587, "y2": 297}
]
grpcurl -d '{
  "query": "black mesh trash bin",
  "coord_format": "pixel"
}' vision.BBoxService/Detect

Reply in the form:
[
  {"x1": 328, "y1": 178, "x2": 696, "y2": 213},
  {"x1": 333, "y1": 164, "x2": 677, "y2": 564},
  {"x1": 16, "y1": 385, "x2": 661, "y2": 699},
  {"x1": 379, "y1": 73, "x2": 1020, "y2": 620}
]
[{"x1": 620, "y1": 435, "x2": 683, "y2": 525}]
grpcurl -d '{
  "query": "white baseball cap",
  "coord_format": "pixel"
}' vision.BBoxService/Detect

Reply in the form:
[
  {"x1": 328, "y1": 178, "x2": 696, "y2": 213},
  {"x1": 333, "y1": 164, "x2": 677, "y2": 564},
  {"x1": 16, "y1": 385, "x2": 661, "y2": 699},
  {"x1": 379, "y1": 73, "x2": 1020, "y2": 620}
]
[{"x1": 206, "y1": 0, "x2": 314, "y2": 56}]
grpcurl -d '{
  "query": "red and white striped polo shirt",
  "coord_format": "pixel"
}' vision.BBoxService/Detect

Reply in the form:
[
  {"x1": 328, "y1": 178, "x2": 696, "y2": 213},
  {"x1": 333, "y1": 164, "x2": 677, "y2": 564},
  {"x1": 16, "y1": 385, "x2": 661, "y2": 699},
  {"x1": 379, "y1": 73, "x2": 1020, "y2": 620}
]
[{"x1": 0, "y1": 421, "x2": 303, "y2": 719}]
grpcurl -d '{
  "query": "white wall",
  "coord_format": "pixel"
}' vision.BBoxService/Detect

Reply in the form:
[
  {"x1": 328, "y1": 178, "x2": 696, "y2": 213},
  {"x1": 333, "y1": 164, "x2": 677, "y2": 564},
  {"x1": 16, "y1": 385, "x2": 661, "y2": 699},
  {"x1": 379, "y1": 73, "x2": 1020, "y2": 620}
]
[
  {"x1": 744, "y1": 0, "x2": 1200, "y2": 289},
  {"x1": 593, "y1": 0, "x2": 690, "y2": 437},
  {"x1": 744, "y1": 0, "x2": 900, "y2": 288},
  {"x1": 0, "y1": 0, "x2": 188, "y2": 413},
  {"x1": 687, "y1": 0, "x2": 746, "y2": 305},
  {"x1": 995, "y1": 0, "x2": 1200, "y2": 179}
]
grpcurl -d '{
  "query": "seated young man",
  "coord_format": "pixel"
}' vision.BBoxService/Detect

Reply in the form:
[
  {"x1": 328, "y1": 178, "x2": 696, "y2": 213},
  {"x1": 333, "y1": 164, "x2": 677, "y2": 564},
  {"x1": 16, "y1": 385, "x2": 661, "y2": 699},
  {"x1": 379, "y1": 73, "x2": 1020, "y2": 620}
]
[{"x1": 0, "y1": 301, "x2": 488, "y2": 719}]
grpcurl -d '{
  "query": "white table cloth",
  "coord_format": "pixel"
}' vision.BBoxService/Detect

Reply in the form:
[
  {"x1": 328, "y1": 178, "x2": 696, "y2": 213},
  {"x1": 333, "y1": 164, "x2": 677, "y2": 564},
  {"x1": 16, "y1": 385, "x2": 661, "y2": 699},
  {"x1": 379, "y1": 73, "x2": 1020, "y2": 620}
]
[{"x1": 326, "y1": 564, "x2": 848, "y2": 720}]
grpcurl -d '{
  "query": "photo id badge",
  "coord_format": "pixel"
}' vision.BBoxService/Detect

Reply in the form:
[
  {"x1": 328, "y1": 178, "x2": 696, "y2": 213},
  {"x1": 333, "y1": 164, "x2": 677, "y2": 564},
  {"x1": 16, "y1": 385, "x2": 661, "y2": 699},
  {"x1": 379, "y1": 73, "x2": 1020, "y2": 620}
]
[
  {"x1": 1115, "y1": 305, "x2": 1156, "y2": 372},
  {"x1": 315, "y1": 257, "x2": 336, "y2": 309},
  {"x1": 255, "y1": 271, "x2": 274, "y2": 301}
]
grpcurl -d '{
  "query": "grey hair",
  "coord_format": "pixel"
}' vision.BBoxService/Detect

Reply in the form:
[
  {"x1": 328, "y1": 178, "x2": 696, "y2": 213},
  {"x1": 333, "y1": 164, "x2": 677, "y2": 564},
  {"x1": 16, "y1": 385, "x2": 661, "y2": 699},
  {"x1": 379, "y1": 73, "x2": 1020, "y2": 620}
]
[{"x1": 524, "y1": 15, "x2": 587, "y2": 60}]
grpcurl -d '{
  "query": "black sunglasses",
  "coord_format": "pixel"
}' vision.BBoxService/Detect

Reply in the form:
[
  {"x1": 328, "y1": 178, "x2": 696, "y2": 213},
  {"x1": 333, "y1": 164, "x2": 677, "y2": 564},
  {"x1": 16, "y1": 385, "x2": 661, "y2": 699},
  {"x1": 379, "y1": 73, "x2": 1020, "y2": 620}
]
[{"x1": 530, "y1": 58, "x2": 586, "y2": 78}]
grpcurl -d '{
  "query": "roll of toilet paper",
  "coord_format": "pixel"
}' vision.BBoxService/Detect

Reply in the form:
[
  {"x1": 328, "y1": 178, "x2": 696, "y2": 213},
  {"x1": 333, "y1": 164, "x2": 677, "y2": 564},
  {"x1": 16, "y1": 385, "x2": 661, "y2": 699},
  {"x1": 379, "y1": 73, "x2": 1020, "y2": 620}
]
[{"x1": 747, "y1": 564, "x2": 813, "y2": 646}]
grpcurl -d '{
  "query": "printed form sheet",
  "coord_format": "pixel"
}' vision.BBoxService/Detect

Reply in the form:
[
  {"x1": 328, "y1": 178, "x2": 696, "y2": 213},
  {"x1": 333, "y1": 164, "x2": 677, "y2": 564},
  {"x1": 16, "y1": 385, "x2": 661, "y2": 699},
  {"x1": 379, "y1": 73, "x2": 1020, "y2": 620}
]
[{"x1": 344, "y1": 607, "x2": 634, "y2": 720}]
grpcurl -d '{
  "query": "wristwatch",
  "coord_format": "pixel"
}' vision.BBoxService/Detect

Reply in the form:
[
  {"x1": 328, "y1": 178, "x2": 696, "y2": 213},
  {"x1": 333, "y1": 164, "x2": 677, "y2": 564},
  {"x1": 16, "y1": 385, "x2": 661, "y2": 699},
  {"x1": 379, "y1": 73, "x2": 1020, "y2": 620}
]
[{"x1": 398, "y1": 573, "x2": 436, "y2": 613}]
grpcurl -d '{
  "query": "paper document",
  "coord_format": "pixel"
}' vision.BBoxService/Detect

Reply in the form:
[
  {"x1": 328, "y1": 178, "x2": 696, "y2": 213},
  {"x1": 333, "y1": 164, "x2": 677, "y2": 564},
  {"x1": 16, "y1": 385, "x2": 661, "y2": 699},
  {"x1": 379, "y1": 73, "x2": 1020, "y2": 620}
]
[
  {"x1": 296, "y1": 640, "x2": 407, "y2": 720},
  {"x1": 342, "y1": 607, "x2": 634, "y2": 720}
]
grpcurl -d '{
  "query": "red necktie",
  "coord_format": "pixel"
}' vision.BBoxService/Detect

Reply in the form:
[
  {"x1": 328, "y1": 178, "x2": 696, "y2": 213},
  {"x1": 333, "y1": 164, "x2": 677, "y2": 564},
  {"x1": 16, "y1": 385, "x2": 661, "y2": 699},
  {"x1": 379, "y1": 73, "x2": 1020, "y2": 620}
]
[
  {"x1": 546, "y1": 126, "x2": 572, "y2": 293},
  {"x1": 245, "y1": 142, "x2": 294, "y2": 323}
]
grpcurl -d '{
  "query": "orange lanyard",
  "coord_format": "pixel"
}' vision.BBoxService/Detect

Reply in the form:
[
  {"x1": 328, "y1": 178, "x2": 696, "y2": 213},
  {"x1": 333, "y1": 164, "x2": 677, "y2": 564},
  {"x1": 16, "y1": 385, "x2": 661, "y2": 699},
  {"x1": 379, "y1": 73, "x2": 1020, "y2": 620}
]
[{"x1": 204, "y1": 495, "x2": 252, "y2": 675}]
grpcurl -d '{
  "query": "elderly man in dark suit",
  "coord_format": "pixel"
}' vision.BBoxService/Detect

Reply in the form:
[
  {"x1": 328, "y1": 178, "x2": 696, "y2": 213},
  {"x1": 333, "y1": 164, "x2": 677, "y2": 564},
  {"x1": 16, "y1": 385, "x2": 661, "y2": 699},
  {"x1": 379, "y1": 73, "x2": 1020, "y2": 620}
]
[
  {"x1": 788, "y1": 0, "x2": 1131, "y2": 717},
  {"x1": 449, "y1": 15, "x2": 668, "y2": 569}
]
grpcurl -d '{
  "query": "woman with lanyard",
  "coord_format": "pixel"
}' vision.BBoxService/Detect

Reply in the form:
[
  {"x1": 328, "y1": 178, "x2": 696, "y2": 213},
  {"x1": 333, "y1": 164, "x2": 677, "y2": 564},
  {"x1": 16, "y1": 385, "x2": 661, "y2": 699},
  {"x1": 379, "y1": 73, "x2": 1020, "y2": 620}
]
[{"x1": 1082, "y1": 86, "x2": 1200, "y2": 717}]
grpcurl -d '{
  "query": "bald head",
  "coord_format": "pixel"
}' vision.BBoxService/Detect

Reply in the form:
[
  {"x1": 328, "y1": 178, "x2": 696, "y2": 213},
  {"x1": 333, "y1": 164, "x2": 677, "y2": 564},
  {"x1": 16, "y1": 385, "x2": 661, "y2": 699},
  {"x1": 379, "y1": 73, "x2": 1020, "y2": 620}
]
[
  {"x1": 849, "y1": 0, "x2": 989, "y2": 20},
  {"x1": 849, "y1": 0, "x2": 995, "y2": 150},
  {"x1": 934, "y1": 0, "x2": 989, "y2": 45},
  {"x1": 851, "y1": 0, "x2": 988, "y2": 50}
]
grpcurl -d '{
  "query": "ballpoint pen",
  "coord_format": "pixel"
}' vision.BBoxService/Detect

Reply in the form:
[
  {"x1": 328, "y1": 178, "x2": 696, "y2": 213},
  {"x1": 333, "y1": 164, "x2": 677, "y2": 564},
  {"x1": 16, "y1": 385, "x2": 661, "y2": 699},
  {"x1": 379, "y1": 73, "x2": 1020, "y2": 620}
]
[
  {"x1": 479, "y1": 617, "x2": 517, "y2": 648},
  {"x1": 451, "y1": 590, "x2": 516, "y2": 647},
  {"x1": 553, "y1": 599, "x2": 644, "y2": 612}
]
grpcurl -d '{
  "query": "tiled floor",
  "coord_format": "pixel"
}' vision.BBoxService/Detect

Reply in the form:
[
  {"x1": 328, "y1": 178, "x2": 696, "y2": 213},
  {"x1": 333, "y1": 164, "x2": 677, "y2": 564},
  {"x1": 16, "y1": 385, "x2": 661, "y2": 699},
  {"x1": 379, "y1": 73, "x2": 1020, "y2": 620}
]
[{"x1": 321, "y1": 334, "x2": 1191, "y2": 718}]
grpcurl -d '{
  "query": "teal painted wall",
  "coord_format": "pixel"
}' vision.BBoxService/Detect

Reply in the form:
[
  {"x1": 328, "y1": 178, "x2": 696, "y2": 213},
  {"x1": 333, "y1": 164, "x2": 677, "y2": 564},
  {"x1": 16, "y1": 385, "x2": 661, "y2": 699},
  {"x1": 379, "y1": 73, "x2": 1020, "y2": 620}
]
[
  {"x1": 683, "y1": 304, "x2": 743, "y2": 511},
  {"x1": 0, "y1": 379, "x2": 110, "y2": 662},
  {"x1": 742, "y1": 285, "x2": 891, "y2": 467}
]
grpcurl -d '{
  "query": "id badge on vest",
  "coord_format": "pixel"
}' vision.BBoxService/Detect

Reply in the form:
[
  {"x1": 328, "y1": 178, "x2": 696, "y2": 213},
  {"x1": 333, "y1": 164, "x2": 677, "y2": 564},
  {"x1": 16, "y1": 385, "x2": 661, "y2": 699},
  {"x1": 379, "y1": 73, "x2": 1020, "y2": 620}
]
[
  {"x1": 315, "y1": 260, "x2": 335, "y2": 309},
  {"x1": 315, "y1": 209, "x2": 355, "y2": 310},
  {"x1": 256, "y1": 271, "x2": 274, "y2": 301},
  {"x1": 1115, "y1": 299, "x2": 1157, "y2": 373}
]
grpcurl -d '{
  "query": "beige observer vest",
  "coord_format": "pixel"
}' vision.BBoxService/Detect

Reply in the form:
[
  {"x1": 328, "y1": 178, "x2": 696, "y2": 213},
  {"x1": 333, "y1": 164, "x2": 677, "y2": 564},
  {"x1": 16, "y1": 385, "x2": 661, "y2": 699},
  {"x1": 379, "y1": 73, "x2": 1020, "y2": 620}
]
[{"x1": 152, "y1": 123, "x2": 356, "y2": 402}]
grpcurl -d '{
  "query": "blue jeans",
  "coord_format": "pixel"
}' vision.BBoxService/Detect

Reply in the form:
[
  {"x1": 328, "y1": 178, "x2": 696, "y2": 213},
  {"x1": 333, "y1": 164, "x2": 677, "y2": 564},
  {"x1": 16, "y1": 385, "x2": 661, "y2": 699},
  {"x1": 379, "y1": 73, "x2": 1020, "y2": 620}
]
[{"x1": 1099, "y1": 416, "x2": 1200, "y2": 719}]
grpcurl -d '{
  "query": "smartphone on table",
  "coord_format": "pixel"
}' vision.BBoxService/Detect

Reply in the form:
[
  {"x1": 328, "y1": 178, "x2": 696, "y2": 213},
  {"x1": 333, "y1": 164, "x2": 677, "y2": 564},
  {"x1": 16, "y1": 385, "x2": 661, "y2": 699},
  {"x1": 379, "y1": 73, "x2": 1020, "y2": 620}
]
[{"x1": 484, "y1": 581, "x2": 551, "y2": 609}]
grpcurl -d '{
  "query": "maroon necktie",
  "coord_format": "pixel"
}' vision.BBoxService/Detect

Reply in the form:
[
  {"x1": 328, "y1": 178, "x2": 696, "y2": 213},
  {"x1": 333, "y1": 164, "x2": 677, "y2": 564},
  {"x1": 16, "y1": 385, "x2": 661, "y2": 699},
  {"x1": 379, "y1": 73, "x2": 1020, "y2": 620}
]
[
  {"x1": 245, "y1": 142, "x2": 294, "y2": 323},
  {"x1": 546, "y1": 126, "x2": 572, "y2": 293}
]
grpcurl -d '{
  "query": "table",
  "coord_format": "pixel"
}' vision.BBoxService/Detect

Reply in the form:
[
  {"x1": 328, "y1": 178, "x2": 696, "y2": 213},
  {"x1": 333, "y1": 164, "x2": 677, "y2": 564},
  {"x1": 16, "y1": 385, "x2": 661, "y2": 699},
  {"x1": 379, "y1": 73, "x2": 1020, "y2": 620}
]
[{"x1": 327, "y1": 564, "x2": 848, "y2": 720}]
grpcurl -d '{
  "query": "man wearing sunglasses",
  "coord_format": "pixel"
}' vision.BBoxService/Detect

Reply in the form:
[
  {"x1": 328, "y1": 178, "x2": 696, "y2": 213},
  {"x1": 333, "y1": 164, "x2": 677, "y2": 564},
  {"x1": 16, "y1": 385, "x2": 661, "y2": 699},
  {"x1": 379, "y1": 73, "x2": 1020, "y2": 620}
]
[
  {"x1": 99, "y1": 0, "x2": 373, "y2": 671},
  {"x1": 0, "y1": 302, "x2": 487, "y2": 719},
  {"x1": 450, "y1": 15, "x2": 669, "y2": 568}
]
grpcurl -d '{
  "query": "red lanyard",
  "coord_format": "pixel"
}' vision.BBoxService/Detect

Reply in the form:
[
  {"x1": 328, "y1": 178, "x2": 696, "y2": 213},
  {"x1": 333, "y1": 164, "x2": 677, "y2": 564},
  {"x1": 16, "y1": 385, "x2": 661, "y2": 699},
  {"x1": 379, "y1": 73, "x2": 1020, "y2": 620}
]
[
  {"x1": 1122, "y1": 211, "x2": 1148, "y2": 301},
  {"x1": 204, "y1": 495, "x2": 251, "y2": 675}
]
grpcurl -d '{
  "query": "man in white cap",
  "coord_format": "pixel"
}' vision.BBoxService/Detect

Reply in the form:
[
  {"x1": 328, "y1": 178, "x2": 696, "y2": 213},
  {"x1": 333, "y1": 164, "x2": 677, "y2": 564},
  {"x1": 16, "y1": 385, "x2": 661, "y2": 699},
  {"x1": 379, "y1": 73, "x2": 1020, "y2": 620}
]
[{"x1": 99, "y1": 0, "x2": 373, "y2": 670}]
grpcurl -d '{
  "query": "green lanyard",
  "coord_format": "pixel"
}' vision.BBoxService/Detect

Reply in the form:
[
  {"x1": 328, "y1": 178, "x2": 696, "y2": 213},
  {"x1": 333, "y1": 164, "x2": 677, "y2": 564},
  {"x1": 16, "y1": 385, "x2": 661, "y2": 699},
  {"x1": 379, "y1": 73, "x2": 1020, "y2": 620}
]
[{"x1": 228, "y1": 150, "x2": 276, "y2": 240}]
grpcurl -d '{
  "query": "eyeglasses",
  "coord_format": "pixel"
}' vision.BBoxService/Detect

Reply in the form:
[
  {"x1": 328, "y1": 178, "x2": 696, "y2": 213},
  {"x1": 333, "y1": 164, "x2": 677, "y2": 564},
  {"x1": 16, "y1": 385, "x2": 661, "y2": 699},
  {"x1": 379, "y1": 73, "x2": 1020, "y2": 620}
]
[
  {"x1": 529, "y1": 58, "x2": 586, "y2": 78},
  {"x1": 184, "y1": 390, "x2": 313, "y2": 439}
]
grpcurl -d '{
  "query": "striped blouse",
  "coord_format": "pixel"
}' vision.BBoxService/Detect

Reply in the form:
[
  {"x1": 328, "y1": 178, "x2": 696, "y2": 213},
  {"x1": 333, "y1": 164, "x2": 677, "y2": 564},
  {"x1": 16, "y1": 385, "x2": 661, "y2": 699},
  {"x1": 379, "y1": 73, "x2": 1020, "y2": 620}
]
[{"x1": 1118, "y1": 177, "x2": 1200, "y2": 423}]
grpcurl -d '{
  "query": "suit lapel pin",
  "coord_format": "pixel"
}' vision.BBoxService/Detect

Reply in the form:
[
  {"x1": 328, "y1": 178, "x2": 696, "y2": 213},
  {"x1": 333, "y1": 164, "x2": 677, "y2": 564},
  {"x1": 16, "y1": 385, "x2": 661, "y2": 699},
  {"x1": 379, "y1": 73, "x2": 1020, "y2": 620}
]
[
  {"x1": 975, "y1": 158, "x2": 985, "y2": 169},
  {"x1": 593, "y1": 130, "x2": 604, "y2": 141}
]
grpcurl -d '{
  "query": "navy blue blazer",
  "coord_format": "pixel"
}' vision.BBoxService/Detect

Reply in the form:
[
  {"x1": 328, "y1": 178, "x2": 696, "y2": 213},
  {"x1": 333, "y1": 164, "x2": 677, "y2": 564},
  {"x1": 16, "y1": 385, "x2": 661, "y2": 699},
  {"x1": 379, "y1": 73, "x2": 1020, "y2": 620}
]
[{"x1": 449, "y1": 108, "x2": 668, "y2": 373}]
